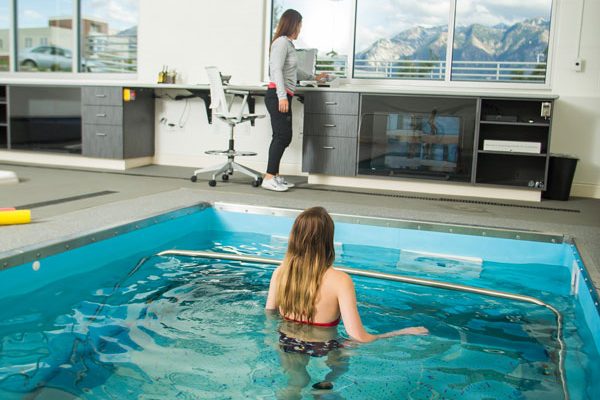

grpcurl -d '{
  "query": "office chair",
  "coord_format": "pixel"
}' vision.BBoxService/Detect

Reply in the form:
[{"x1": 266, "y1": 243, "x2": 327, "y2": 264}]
[{"x1": 191, "y1": 66, "x2": 265, "y2": 187}]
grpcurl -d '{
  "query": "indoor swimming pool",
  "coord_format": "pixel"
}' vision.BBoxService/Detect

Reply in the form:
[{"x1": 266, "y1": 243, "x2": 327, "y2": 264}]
[{"x1": 0, "y1": 203, "x2": 598, "y2": 399}]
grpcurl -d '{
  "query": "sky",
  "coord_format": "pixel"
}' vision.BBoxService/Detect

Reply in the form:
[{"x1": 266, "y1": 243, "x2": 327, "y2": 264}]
[
  {"x1": 275, "y1": 0, "x2": 552, "y2": 54},
  {"x1": 0, "y1": 0, "x2": 8, "y2": 28},
  {"x1": 15, "y1": 0, "x2": 138, "y2": 31}
]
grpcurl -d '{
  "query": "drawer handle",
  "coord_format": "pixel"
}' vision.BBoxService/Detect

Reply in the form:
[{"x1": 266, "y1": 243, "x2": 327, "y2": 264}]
[
  {"x1": 95, "y1": 94, "x2": 107, "y2": 98},
  {"x1": 96, "y1": 113, "x2": 107, "y2": 117},
  {"x1": 324, "y1": 101, "x2": 338, "y2": 105},
  {"x1": 323, "y1": 124, "x2": 336, "y2": 128},
  {"x1": 96, "y1": 132, "x2": 107, "y2": 136},
  {"x1": 322, "y1": 146, "x2": 335, "y2": 150}
]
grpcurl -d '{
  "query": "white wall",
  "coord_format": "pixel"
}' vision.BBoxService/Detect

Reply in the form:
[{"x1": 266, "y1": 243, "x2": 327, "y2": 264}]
[
  {"x1": 138, "y1": 0, "x2": 600, "y2": 197},
  {"x1": 137, "y1": 0, "x2": 305, "y2": 174},
  {"x1": 548, "y1": 0, "x2": 600, "y2": 198}
]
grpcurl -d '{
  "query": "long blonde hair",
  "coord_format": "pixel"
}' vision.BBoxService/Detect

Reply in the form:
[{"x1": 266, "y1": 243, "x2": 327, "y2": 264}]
[{"x1": 276, "y1": 207, "x2": 335, "y2": 322}]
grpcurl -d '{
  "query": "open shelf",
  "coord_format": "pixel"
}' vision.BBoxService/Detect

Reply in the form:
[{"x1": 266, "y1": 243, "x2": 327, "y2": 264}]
[
  {"x1": 475, "y1": 97, "x2": 552, "y2": 189},
  {"x1": 476, "y1": 152, "x2": 547, "y2": 189},
  {"x1": 480, "y1": 120, "x2": 550, "y2": 127}
]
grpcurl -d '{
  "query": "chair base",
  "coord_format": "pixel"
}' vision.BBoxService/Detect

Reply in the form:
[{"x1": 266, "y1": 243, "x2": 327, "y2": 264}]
[{"x1": 191, "y1": 160, "x2": 262, "y2": 187}]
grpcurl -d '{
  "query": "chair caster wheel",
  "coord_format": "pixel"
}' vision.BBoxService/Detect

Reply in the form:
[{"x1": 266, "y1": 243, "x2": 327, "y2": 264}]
[
  {"x1": 222, "y1": 174, "x2": 229, "y2": 181},
  {"x1": 190, "y1": 175, "x2": 197, "y2": 182},
  {"x1": 252, "y1": 179, "x2": 261, "y2": 187},
  {"x1": 208, "y1": 180, "x2": 217, "y2": 187}
]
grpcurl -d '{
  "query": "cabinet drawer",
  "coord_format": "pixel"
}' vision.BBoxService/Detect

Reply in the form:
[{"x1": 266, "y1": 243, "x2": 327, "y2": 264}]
[
  {"x1": 82, "y1": 105, "x2": 123, "y2": 125},
  {"x1": 82, "y1": 124, "x2": 123, "y2": 159},
  {"x1": 304, "y1": 92, "x2": 359, "y2": 115},
  {"x1": 82, "y1": 86, "x2": 122, "y2": 106},
  {"x1": 302, "y1": 136, "x2": 357, "y2": 176},
  {"x1": 304, "y1": 114, "x2": 358, "y2": 138}
]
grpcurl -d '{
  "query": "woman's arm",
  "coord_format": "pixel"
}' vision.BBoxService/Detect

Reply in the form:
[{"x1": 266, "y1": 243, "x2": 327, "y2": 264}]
[
  {"x1": 337, "y1": 272, "x2": 378, "y2": 342},
  {"x1": 265, "y1": 266, "x2": 280, "y2": 310},
  {"x1": 336, "y1": 271, "x2": 428, "y2": 342},
  {"x1": 269, "y1": 38, "x2": 288, "y2": 102}
]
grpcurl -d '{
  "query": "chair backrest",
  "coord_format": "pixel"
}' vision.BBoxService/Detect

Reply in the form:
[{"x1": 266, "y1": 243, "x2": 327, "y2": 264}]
[{"x1": 205, "y1": 66, "x2": 230, "y2": 117}]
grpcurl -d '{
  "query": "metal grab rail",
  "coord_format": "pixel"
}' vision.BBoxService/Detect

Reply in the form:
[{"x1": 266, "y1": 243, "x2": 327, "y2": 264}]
[{"x1": 157, "y1": 249, "x2": 568, "y2": 400}]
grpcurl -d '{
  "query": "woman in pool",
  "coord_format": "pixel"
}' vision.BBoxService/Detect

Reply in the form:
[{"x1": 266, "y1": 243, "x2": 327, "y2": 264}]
[{"x1": 265, "y1": 206, "x2": 428, "y2": 394}]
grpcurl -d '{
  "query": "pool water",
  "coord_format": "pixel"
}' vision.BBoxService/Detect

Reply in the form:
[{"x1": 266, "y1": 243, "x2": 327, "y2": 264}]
[{"x1": 0, "y1": 207, "x2": 598, "y2": 399}]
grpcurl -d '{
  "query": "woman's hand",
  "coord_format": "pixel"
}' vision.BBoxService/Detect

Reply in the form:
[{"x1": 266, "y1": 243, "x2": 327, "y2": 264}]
[
  {"x1": 278, "y1": 98, "x2": 289, "y2": 113},
  {"x1": 315, "y1": 72, "x2": 329, "y2": 82},
  {"x1": 397, "y1": 326, "x2": 429, "y2": 335},
  {"x1": 377, "y1": 326, "x2": 429, "y2": 339}
]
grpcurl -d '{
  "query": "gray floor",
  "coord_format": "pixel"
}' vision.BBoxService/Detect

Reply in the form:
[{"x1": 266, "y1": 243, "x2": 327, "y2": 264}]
[{"x1": 1, "y1": 161, "x2": 599, "y2": 295}]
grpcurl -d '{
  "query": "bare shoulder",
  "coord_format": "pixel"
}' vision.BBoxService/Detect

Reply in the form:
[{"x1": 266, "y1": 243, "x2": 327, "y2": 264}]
[{"x1": 324, "y1": 268, "x2": 353, "y2": 287}]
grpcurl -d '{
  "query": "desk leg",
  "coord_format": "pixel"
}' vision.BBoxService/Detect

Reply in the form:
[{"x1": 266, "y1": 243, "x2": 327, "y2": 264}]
[
  {"x1": 198, "y1": 92, "x2": 212, "y2": 124},
  {"x1": 248, "y1": 96, "x2": 256, "y2": 126},
  {"x1": 186, "y1": 89, "x2": 212, "y2": 124}
]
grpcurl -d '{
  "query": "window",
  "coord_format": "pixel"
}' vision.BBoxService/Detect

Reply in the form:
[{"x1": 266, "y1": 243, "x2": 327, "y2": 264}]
[
  {"x1": 17, "y1": 0, "x2": 74, "y2": 72},
  {"x1": 271, "y1": 0, "x2": 353, "y2": 77},
  {"x1": 0, "y1": 0, "x2": 8, "y2": 71},
  {"x1": 39, "y1": 37, "x2": 48, "y2": 45},
  {"x1": 354, "y1": 0, "x2": 450, "y2": 80},
  {"x1": 80, "y1": 0, "x2": 138, "y2": 73},
  {"x1": 271, "y1": 0, "x2": 554, "y2": 85},
  {"x1": 452, "y1": 0, "x2": 553, "y2": 83}
]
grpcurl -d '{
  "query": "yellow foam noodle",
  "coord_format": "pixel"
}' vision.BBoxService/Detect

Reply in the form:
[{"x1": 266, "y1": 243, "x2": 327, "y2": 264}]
[{"x1": 0, "y1": 209, "x2": 31, "y2": 225}]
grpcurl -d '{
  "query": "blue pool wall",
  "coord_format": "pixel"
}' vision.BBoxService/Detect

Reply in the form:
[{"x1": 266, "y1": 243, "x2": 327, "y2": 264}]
[
  {"x1": 2, "y1": 206, "x2": 598, "y2": 354},
  {"x1": 213, "y1": 209, "x2": 570, "y2": 265}
]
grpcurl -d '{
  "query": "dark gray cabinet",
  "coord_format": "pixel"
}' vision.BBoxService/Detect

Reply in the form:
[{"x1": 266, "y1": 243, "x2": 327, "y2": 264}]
[
  {"x1": 302, "y1": 91, "x2": 359, "y2": 176},
  {"x1": 82, "y1": 86, "x2": 154, "y2": 159},
  {"x1": 302, "y1": 90, "x2": 555, "y2": 192},
  {"x1": 0, "y1": 85, "x2": 7, "y2": 149}
]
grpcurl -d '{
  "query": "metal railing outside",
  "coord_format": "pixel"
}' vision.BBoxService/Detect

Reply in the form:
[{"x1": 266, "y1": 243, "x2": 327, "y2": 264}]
[
  {"x1": 82, "y1": 33, "x2": 137, "y2": 73},
  {"x1": 324, "y1": 58, "x2": 547, "y2": 82}
]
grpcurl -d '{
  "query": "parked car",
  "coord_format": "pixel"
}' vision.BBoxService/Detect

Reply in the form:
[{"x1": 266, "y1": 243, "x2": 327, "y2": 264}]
[{"x1": 18, "y1": 45, "x2": 105, "y2": 72}]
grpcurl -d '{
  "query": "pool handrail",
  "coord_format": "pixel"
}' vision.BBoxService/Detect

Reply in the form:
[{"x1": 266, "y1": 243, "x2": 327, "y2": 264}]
[{"x1": 157, "y1": 249, "x2": 569, "y2": 400}]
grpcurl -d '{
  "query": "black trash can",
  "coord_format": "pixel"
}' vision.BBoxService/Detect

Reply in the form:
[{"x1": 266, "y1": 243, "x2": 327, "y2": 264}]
[{"x1": 542, "y1": 154, "x2": 579, "y2": 200}]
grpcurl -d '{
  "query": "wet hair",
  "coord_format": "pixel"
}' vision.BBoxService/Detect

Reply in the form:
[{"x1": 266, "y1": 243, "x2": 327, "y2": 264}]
[
  {"x1": 275, "y1": 207, "x2": 335, "y2": 322},
  {"x1": 272, "y1": 9, "x2": 302, "y2": 44}
]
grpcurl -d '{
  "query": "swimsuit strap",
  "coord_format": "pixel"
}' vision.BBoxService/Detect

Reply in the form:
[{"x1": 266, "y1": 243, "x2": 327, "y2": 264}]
[{"x1": 284, "y1": 315, "x2": 340, "y2": 327}]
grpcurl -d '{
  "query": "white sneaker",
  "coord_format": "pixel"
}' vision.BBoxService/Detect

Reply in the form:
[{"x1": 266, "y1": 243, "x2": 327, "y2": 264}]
[
  {"x1": 275, "y1": 175, "x2": 295, "y2": 188},
  {"x1": 261, "y1": 177, "x2": 288, "y2": 192}
]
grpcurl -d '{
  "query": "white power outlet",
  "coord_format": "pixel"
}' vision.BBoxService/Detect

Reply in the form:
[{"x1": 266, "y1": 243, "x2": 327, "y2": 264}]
[{"x1": 572, "y1": 58, "x2": 584, "y2": 72}]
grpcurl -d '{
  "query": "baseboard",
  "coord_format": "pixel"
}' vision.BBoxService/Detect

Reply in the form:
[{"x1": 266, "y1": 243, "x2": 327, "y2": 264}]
[
  {"x1": 0, "y1": 150, "x2": 153, "y2": 171},
  {"x1": 308, "y1": 174, "x2": 541, "y2": 202},
  {"x1": 571, "y1": 183, "x2": 600, "y2": 199}
]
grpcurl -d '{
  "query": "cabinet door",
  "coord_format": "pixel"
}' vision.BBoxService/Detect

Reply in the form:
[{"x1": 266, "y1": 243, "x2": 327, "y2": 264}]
[
  {"x1": 82, "y1": 87, "x2": 122, "y2": 106},
  {"x1": 304, "y1": 113, "x2": 358, "y2": 138},
  {"x1": 304, "y1": 92, "x2": 359, "y2": 115},
  {"x1": 302, "y1": 136, "x2": 357, "y2": 176},
  {"x1": 82, "y1": 124, "x2": 123, "y2": 158},
  {"x1": 82, "y1": 105, "x2": 123, "y2": 125}
]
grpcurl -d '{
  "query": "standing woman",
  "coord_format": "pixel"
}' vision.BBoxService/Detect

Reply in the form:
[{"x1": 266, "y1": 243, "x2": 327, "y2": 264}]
[{"x1": 262, "y1": 9, "x2": 327, "y2": 192}]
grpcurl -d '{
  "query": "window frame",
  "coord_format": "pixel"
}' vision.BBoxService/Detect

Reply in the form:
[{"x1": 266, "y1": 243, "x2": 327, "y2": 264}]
[
  {"x1": 266, "y1": 0, "x2": 557, "y2": 90},
  {"x1": 0, "y1": 0, "x2": 138, "y2": 77}
]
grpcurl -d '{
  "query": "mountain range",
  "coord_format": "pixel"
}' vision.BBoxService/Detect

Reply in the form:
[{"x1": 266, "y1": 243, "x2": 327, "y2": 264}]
[{"x1": 356, "y1": 18, "x2": 550, "y2": 63}]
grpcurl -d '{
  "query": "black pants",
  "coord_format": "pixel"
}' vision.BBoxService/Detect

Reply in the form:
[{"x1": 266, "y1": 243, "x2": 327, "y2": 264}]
[{"x1": 265, "y1": 88, "x2": 293, "y2": 175}]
